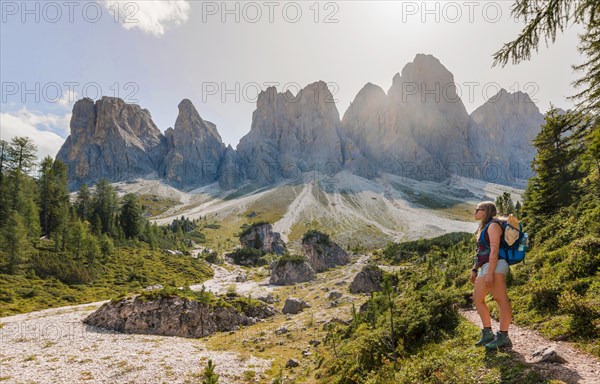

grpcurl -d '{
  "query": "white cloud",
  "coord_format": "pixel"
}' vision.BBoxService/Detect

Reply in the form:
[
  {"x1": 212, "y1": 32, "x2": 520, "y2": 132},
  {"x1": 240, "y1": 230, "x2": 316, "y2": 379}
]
[
  {"x1": 104, "y1": 0, "x2": 190, "y2": 37},
  {"x1": 7, "y1": 107, "x2": 71, "y2": 136},
  {"x1": 0, "y1": 108, "x2": 70, "y2": 160},
  {"x1": 57, "y1": 89, "x2": 79, "y2": 108}
]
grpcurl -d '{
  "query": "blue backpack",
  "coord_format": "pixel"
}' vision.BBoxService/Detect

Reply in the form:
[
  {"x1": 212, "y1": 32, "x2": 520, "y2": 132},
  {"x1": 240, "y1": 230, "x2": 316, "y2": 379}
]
[{"x1": 479, "y1": 218, "x2": 528, "y2": 266}]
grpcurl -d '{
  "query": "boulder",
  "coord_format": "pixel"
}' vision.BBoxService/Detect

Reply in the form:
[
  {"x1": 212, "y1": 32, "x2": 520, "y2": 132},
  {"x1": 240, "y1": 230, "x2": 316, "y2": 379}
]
[
  {"x1": 257, "y1": 294, "x2": 277, "y2": 304},
  {"x1": 301, "y1": 231, "x2": 349, "y2": 272},
  {"x1": 282, "y1": 297, "x2": 310, "y2": 314},
  {"x1": 235, "y1": 273, "x2": 247, "y2": 282},
  {"x1": 270, "y1": 257, "x2": 316, "y2": 285},
  {"x1": 349, "y1": 264, "x2": 384, "y2": 293},
  {"x1": 240, "y1": 222, "x2": 286, "y2": 255},
  {"x1": 327, "y1": 291, "x2": 343, "y2": 301},
  {"x1": 83, "y1": 294, "x2": 276, "y2": 338},
  {"x1": 531, "y1": 346, "x2": 566, "y2": 364}
]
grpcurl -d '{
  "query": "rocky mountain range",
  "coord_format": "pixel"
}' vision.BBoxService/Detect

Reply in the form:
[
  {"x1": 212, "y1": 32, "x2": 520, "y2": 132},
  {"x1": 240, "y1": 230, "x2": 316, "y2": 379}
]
[{"x1": 56, "y1": 54, "x2": 544, "y2": 190}]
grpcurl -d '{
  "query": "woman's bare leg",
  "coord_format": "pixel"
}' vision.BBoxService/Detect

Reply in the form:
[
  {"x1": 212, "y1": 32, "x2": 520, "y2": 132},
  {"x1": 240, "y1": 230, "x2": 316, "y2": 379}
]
[
  {"x1": 473, "y1": 276, "x2": 491, "y2": 328},
  {"x1": 490, "y1": 273, "x2": 512, "y2": 331}
]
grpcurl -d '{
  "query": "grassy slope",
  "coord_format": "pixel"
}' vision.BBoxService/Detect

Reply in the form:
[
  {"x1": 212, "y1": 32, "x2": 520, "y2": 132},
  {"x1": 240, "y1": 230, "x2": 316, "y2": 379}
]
[
  {"x1": 0, "y1": 245, "x2": 213, "y2": 317},
  {"x1": 308, "y1": 231, "x2": 596, "y2": 384}
]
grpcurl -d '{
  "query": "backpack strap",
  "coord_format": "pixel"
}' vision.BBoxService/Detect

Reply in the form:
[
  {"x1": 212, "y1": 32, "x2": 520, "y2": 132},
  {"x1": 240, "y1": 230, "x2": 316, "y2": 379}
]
[{"x1": 479, "y1": 219, "x2": 503, "y2": 249}]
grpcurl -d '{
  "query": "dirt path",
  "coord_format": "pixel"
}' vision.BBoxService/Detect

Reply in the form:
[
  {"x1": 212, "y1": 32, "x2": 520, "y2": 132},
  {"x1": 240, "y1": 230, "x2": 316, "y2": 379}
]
[
  {"x1": 460, "y1": 309, "x2": 600, "y2": 384},
  {"x1": 189, "y1": 263, "x2": 275, "y2": 298},
  {"x1": 0, "y1": 299, "x2": 271, "y2": 384}
]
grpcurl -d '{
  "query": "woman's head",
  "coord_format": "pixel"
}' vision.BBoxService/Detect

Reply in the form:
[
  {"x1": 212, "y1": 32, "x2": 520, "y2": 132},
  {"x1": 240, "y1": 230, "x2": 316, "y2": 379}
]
[{"x1": 475, "y1": 201, "x2": 497, "y2": 229}]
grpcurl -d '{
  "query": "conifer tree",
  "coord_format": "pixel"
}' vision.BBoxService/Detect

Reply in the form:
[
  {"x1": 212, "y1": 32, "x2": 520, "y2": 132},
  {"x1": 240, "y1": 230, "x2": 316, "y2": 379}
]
[
  {"x1": 0, "y1": 211, "x2": 32, "y2": 274},
  {"x1": 92, "y1": 180, "x2": 118, "y2": 236},
  {"x1": 0, "y1": 140, "x2": 8, "y2": 226},
  {"x1": 493, "y1": 0, "x2": 600, "y2": 113},
  {"x1": 76, "y1": 184, "x2": 92, "y2": 222},
  {"x1": 7, "y1": 137, "x2": 37, "y2": 212},
  {"x1": 202, "y1": 359, "x2": 219, "y2": 384},
  {"x1": 522, "y1": 109, "x2": 592, "y2": 232},
  {"x1": 120, "y1": 193, "x2": 143, "y2": 239},
  {"x1": 38, "y1": 158, "x2": 69, "y2": 237}
]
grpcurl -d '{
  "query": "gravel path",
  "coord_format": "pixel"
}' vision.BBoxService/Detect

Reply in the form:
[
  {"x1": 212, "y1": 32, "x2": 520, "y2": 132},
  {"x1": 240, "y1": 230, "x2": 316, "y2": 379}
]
[
  {"x1": 460, "y1": 309, "x2": 600, "y2": 384},
  {"x1": 189, "y1": 264, "x2": 274, "y2": 298},
  {"x1": 0, "y1": 292, "x2": 272, "y2": 384}
]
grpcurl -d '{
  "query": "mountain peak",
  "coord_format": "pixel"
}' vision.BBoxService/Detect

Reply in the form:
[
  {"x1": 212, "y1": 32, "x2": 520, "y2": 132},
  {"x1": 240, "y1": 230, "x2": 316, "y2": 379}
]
[
  {"x1": 56, "y1": 97, "x2": 166, "y2": 189},
  {"x1": 160, "y1": 99, "x2": 225, "y2": 188}
]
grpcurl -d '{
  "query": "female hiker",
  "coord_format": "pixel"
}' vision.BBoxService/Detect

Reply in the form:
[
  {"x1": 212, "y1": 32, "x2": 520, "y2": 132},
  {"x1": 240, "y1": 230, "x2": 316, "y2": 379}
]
[{"x1": 470, "y1": 201, "x2": 512, "y2": 349}]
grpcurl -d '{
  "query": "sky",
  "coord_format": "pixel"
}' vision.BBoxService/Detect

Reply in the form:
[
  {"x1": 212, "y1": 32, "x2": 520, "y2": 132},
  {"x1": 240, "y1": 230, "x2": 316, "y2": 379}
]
[{"x1": 0, "y1": 0, "x2": 585, "y2": 160}]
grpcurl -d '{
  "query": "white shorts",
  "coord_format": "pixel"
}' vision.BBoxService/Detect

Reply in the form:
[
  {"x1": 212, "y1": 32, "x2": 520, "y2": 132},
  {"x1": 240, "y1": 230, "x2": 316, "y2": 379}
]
[{"x1": 478, "y1": 259, "x2": 509, "y2": 276}]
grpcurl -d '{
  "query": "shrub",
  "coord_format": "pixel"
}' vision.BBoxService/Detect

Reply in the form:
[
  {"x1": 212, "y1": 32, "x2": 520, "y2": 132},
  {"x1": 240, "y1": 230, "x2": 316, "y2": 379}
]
[
  {"x1": 567, "y1": 236, "x2": 600, "y2": 278},
  {"x1": 0, "y1": 288, "x2": 14, "y2": 303},
  {"x1": 530, "y1": 285, "x2": 561, "y2": 312},
  {"x1": 278, "y1": 254, "x2": 307, "y2": 264},
  {"x1": 202, "y1": 359, "x2": 219, "y2": 384},
  {"x1": 204, "y1": 251, "x2": 222, "y2": 264},
  {"x1": 559, "y1": 290, "x2": 599, "y2": 338},
  {"x1": 382, "y1": 232, "x2": 472, "y2": 264},
  {"x1": 302, "y1": 230, "x2": 331, "y2": 245},
  {"x1": 228, "y1": 248, "x2": 265, "y2": 266}
]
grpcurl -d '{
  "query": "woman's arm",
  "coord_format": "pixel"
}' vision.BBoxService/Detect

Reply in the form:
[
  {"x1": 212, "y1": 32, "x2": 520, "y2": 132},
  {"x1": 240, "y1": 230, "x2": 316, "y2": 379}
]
[{"x1": 470, "y1": 261, "x2": 478, "y2": 283}]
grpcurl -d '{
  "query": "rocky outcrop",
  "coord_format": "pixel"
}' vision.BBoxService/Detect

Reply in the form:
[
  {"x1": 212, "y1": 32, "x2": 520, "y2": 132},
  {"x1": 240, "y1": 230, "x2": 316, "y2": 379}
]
[
  {"x1": 239, "y1": 223, "x2": 286, "y2": 255},
  {"x1": 218, "y1": 144, "x2": 245, "y2": 189},
  {"x1": 83, "y1": 294, "x2": 277, "y2": 338},
  {"x1": 349, "y1": 264, "x2": 384, "y2": 293},
  {"x1": 236, "y1": 81, "x2": 345, "y2": 185},
  {"x1": 269, "y1": 257, "x2": 316, "y2": 285},
  {"x1": 282, "y1": 297, "x2": 310, "y2": 314},
  {"x1": 342, "y1": 54, "x2": 474, "y2": 181},
  {"x1": 160, "y1": 99, "x2": 226, "y2": 188},
  {"x1": 468, "y1": 89, "x2": 544, "y2": 185},
  {"x1": 301, "y1": 231, "x2": 349, "y2": 272},
  {"x1": 56, "y1": 97, "x2": 167, "y2": 189}
]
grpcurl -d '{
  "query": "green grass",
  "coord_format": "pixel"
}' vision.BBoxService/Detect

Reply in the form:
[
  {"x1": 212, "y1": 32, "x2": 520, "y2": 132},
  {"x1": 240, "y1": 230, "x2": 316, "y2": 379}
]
[
  {"x1": 389, "y1": 181, "x2": 454, "y2": 209},
  {"x1": 377, "y1": 320, "x2": 546, "y2": 384},
  {"x1": 138, "y1": 195, "x2": 180, "y2": 217},
  {"x1": 242, "y1": 185, "x2": 303, "y2": 224},
  {"x1": 502, "y1": 240, "x2": 600, "y2": 357},
  {"x1": 311, "y1": 230, "x2": 599, "y2": 383},
  {"x1": 388, "y1": 182, "x2": 474, "y2": 221},
  {"x1": 0, "y1": 245, "x2": 213, "y2": 317}
]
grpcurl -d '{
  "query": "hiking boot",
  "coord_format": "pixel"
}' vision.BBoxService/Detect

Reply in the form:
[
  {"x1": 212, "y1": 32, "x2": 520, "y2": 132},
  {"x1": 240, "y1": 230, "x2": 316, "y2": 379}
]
[
  {"x1": 475, "y1": 328, "x2": 494, "y2": 346},
  {"x1": 484, "y1": 332, "x2": 512, "y2": 349}
]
